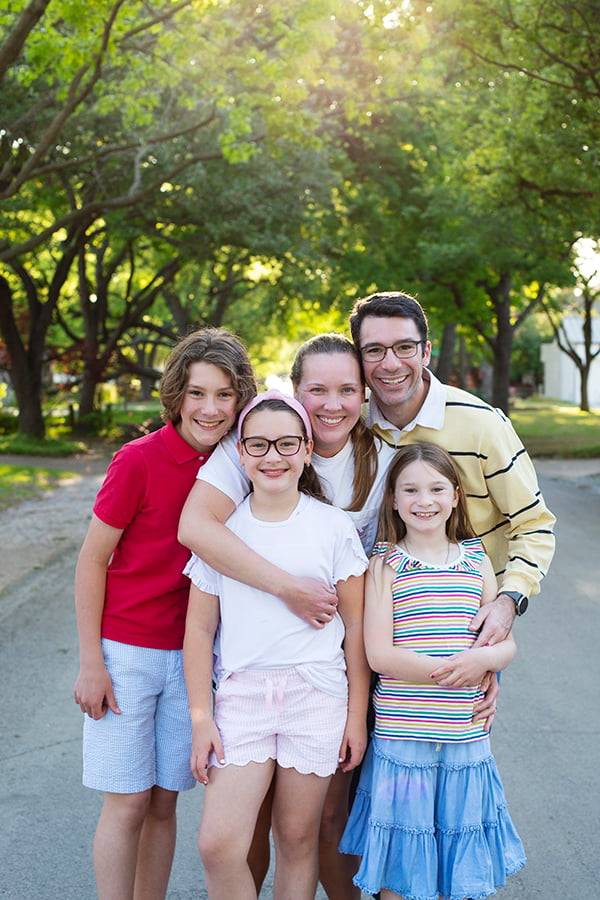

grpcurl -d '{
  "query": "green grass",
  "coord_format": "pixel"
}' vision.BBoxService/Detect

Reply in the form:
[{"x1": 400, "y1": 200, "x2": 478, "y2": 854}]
[
  {"x1": 0, "y1": 463, "x2": 79, "y2": 511},
  {"x1": 0, "y1": 433, "x2": 88, "y2": 456},
  {"x1": 510, "y1": 398, "x2": 600, "y2": 458}
]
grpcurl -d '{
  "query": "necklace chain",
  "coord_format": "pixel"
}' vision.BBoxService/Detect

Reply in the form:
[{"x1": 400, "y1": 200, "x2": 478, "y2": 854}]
[{"x1": 402, "y1": 537, "x2": 453, "y2": 565}]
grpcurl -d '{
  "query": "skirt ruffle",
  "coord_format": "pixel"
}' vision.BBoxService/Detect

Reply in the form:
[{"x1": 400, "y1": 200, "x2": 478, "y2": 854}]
[{"x1": 340, "y1": 737, "x2": 526, "y2": 900}]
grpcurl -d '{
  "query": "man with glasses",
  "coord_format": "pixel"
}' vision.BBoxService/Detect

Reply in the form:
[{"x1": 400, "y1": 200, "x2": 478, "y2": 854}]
[{"x1": 349, "y1": 291, "x2": 555, "y2": 646}]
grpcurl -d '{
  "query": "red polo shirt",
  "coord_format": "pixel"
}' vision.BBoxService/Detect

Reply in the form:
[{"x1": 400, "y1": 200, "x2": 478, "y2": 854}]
[{"x1": 94, "y1": 422, "x2": 209, "y2": 650}]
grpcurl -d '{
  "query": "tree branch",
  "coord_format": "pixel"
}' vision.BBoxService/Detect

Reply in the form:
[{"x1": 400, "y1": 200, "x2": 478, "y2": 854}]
[{"x1": 0, "y1": 0, "x2": 52, "y2": 82}]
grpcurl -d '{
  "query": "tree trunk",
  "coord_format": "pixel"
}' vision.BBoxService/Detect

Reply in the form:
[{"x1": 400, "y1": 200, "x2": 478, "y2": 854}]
[
  {"x1": 434, "y1": 321, "x2": 456, "y2": 383},
  {"x1": 1, "y1": 227, "x2": 83, "y2": 437},
  {"x1": 139, "y1": 375, "x2": 154, "y2": 401},
  {"x1": 0, "y1": 0, "x2": 52, "y2": 84},
  {"x1": 489, "y1": 276, "x2": 513, "y2": 414},
  {"x1": 78, "y1": 370, "x2": 98, "y2": 420},
  {"x1": 0, "y1": 274, "x2": 45, "y2": 437},
  {"x1": 579, "y1": 290, "x2": 593, "y2": 412},
  {"x1": 15, "y1": 380, "x2": 45, "y2": 437},
  {"x1": 458, "y1": 337, "x2": 469, "y2": 391},
  {"x1": 579, "y1": 364, "x2": 590, "y2": 412}
]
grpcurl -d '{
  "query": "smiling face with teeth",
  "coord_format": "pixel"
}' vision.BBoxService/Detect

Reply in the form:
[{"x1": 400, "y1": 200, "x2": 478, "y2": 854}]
[
  {"x1": 293, "y1": 351, "x2": 365, "y2": 458},
  {"x1": 359, "y1": 316, "x2": 432, "y2": 428},
  {"x1": 176, "y1": 360, "x2": 239, "y2": 454},
  {"x1": 392, "y1": 458, "x2": 459, "y2": 538}
]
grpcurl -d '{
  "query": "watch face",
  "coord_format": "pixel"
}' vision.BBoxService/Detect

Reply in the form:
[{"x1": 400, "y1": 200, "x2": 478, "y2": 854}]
[{"x1": 505, "y1": 591, "x2": 528, "y2": 615}]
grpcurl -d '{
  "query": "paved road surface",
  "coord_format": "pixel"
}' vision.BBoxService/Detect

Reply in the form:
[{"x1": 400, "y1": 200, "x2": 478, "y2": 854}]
[{"x1": 0, "y1": 460, "x2": 599, "y2": 898}]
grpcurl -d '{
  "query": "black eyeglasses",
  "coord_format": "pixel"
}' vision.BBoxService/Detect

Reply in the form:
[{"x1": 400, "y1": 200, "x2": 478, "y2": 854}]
[
  {"x1": 360, "y1": 340, "x2": 425, "y2": 363},
  {"x1": 240, "y1": 435, "x2": 306, "y2": 457}
]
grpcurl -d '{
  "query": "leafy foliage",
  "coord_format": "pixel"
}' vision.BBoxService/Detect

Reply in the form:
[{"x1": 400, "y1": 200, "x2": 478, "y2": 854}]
[{"x1": 1, "y1": 0, "x2": 598, "y2": 432}]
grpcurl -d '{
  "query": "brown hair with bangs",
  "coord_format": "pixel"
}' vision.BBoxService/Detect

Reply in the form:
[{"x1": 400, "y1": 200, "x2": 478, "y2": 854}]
[
  {"x1": 376, "y1": 442, "x2": 476, "y2": 553},
  {"x1": 290, "y1": 332, "x2": 378, "y2": 512},
  {"x1": 240, "y1": 397, "x2": 329, "y2": 504}
]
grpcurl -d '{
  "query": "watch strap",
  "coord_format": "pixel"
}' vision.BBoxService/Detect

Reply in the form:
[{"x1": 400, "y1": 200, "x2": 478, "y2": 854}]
[{"x1": 501, "y1": 590, "x2": 528, "y2": 616}]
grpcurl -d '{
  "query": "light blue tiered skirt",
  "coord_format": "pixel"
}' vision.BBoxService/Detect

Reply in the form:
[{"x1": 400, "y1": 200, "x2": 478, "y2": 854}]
[{"x1": 340, "y1": 736, "x2": 526, "y2": 900}]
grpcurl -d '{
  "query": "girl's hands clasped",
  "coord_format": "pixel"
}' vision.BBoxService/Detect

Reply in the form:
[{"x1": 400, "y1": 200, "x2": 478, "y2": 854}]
[{"x1": 430, "y1": 647, "x2": 496, "y2": 689}]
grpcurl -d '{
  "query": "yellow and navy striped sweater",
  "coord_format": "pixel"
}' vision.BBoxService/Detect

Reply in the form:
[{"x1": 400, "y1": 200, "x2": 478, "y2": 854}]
[{"x1": 370, "y1": 384, "x2": 555, "y2": 599}]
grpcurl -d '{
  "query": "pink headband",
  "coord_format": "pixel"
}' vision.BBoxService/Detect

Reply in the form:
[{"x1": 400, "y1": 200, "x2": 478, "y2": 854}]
[{"x1": 237, "y1": 389, "x2": 312, "y2": 441}]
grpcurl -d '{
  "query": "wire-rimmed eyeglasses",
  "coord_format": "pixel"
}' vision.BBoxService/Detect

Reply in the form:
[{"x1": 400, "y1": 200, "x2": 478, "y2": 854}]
[
  {"x1": 360, "y1": 339, "x2": 425, "y2": 363},
  {"x1": 240, "y1": 435, "x2": 306, "y2": 457}
]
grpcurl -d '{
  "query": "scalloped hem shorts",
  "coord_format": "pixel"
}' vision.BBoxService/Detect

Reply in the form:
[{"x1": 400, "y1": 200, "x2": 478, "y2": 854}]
[{"x1": 210, "y1": 667, "x2": 347, "y2": 777}]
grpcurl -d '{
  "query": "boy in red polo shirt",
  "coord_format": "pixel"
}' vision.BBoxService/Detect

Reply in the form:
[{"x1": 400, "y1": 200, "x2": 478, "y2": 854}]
[{"x1": 73, "y1": 328, "x2": 256, "y2": 900}]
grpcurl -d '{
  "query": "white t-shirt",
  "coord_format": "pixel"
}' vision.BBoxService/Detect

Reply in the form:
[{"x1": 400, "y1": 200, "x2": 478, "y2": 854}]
[
  {"x1": 312, "y1": 439, "x2": 396, "y2": 554},
  {"x1": 184, "y1": 493, "x2": 368, "y2": 697},
  {"x1": 197, "y1": 433, "x2": 396, "y2": 554}
]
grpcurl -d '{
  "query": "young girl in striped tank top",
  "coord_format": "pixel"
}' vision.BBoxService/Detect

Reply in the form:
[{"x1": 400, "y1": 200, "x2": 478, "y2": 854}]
[{"x1": 340, "y1": 442, "x2": 526, "y2": 900}]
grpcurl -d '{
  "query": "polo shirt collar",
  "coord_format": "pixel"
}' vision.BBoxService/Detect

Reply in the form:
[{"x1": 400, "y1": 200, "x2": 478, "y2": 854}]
[
  {"x1": 162, "y1": 420, "x2": 213, "y2": 465},
  {"x1": 366, "y1": 369, "x2": 446, "y2": 443}
]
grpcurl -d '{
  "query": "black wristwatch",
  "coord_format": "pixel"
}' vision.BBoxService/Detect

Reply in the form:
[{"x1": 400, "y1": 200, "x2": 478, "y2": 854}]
[{"x1": 500, "y1": 591, "x2": 529, "y2": 616}]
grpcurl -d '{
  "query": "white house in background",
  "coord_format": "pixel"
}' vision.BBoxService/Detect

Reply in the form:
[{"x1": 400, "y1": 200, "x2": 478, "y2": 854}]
[{"x1": 541, "y1": 314, "x2": 600, "y2": 407}]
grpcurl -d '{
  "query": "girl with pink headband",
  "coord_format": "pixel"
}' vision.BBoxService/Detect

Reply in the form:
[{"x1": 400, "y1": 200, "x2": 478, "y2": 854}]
[
  {"x1": 183, "y1": 390, "x2": 371, "y2": 900},
  {"x1": 236, "y1": 389, "x2": 313, "y2": 440}
]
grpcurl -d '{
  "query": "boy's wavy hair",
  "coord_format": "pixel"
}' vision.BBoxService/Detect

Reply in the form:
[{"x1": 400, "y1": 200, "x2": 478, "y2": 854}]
[{"x1": 159, "y1": 327, "x2": 257, "y2": 424}]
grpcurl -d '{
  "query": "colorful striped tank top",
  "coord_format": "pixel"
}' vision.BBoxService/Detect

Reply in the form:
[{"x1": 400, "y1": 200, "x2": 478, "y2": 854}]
[{"x1": 372, "y1": 538, "x2": 489, "y2": 743}]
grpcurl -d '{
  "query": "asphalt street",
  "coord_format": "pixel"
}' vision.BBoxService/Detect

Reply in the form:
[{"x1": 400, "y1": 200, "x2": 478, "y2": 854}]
[{"x1": 0, "y1": 461, "x2": 599, "y2": 898}]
